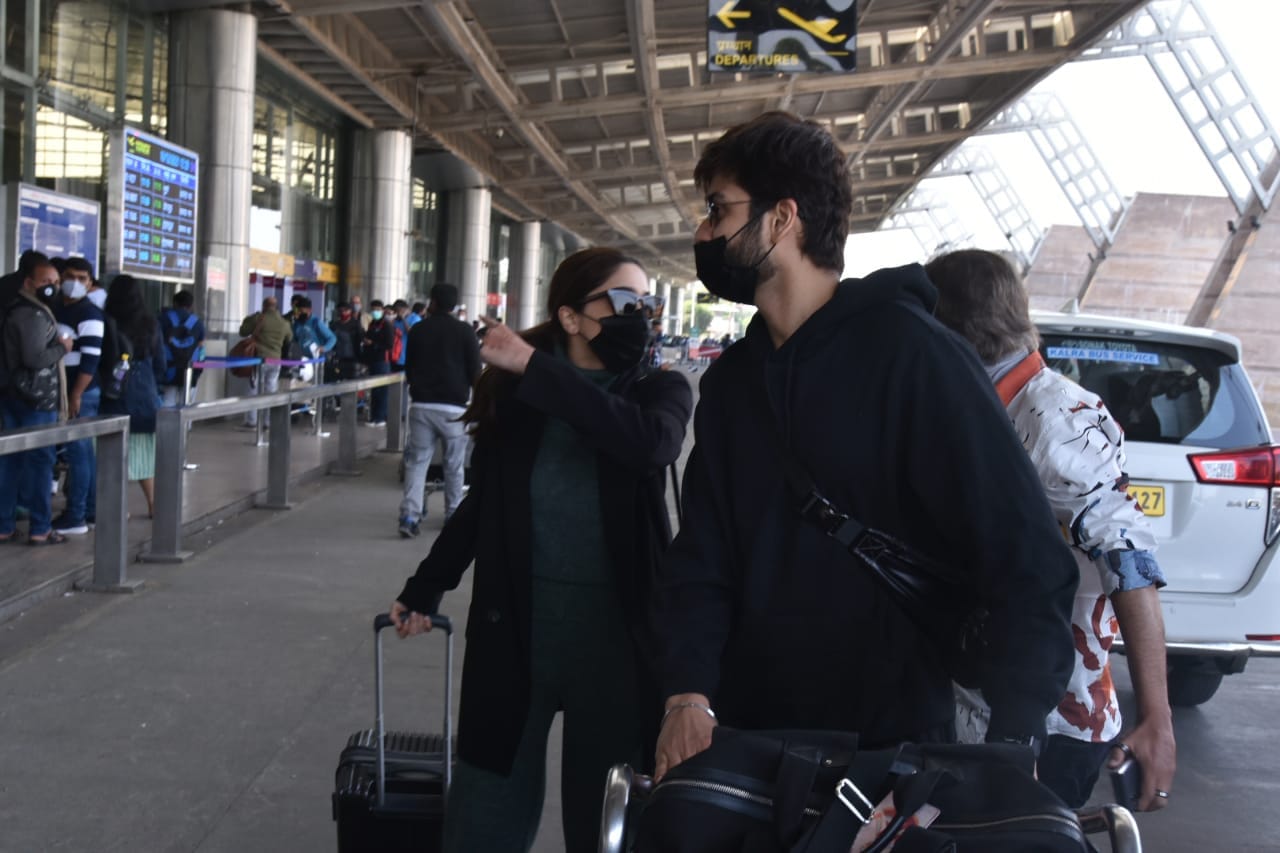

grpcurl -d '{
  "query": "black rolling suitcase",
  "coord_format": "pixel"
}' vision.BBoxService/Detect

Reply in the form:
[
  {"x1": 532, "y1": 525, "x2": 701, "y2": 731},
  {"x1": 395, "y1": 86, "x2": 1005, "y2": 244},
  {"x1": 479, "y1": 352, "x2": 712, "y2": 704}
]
[{"x1": 332, "y1": 612, "x2": 454, "y2": 851}]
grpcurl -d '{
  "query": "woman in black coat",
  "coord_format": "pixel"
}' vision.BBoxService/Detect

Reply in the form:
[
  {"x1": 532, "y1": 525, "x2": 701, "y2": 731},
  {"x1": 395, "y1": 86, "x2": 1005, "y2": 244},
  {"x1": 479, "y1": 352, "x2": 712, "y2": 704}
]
[{"x1": 390, "y1": 247, "x2": 693, "y2": 853}]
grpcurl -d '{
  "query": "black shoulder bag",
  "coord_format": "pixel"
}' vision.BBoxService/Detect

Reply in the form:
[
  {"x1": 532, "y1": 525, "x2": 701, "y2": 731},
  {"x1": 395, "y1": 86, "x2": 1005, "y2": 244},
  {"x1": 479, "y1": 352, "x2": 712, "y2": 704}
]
[{"x1": 760, "y1": 392, "x2": 988, "y2": 688}]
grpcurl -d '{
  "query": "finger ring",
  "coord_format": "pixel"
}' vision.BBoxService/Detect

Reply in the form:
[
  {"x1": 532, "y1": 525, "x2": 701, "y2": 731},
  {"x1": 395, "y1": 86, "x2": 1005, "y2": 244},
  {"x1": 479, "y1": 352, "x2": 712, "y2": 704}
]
[
  {"x1": 1155, "y1": 790, "x2": 1170, "y2": 799},
  {"x1": 1116, "y1": 742, "x2": 1134, "y2": 758}
]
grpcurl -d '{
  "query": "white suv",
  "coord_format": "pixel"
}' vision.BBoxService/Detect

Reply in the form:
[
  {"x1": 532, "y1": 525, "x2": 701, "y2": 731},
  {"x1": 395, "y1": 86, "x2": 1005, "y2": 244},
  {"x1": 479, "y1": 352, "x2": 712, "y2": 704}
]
[{"x1": 1035, "y1": 310, "x2": 1280, "y2": 707}]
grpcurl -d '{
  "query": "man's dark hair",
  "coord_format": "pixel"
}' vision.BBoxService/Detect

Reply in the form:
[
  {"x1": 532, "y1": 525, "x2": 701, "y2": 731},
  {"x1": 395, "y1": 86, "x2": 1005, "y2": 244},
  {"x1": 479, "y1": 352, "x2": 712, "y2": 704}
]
[
  {"x1": 64, "y1": 257, "x2": 95, "y2": 279},
  {"x1": 336, "y1": 301, "x2": 351, "y2": 311},
  {"x1": 17, "y1": 250, "x2": 50, "y2": 278},
  {"x1": 297, "y1": 296, "x2": 312, "y2": 309},
  {"x1": 694, "y1": 111, "x2": 852, "y2": 272},
  {"x1": 392, "y1": 298, "x2": 408, "y2": 309},
  {"x1": 411, "y1": 301, "x2": 426, "y2": 315},
  {"x1": 429, "y1": 283, "x2": 459, "y2": 313},
  {"x1": 925, "y1": 249, "x2": 1039, "y2": 363},
  {"x1": 370, "y1": 299, "x2": 385, "y2": 309},
  {"x1": 173, "y1": 289, "x2": 194, "y2": 308}
]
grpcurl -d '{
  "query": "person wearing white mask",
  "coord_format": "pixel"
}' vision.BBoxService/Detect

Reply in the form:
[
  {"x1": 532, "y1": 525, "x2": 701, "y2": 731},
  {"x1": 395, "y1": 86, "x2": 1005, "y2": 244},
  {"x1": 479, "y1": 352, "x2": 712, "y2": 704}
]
[
  {"x1": 51, "y1": 257, "x2": 105, "y2": 535},
  {"x1": 48, "y1": 256, "x2": 104, "y2": 532}
]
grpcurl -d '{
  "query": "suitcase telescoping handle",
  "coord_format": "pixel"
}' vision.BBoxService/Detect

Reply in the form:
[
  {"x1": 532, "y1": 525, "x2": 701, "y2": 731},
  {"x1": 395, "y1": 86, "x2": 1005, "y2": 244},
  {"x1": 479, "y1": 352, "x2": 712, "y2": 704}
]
[{"x1": 373, "y1": 612, "x2": 453, "y2": 809}]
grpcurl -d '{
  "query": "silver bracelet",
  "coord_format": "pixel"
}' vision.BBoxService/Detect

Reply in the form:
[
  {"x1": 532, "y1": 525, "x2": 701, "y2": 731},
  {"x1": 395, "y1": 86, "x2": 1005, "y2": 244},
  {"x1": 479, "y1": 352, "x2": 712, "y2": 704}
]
[{"x1": 661, "y1": 701, "x2": 716, "y2": 730}]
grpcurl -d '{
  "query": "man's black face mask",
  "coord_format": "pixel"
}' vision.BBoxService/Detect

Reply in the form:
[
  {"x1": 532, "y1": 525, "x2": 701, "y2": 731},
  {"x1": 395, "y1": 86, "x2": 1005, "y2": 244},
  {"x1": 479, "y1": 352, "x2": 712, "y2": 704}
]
[{"x1": 693, "y1": 215, "x2": 777, "y2": 306}]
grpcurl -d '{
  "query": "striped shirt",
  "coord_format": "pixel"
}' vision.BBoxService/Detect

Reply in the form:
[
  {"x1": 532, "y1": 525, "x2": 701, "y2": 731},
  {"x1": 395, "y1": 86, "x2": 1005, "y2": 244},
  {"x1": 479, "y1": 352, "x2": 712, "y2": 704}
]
[{"x1": 55, "y1": 298, "x2": 106, "y2": 386}]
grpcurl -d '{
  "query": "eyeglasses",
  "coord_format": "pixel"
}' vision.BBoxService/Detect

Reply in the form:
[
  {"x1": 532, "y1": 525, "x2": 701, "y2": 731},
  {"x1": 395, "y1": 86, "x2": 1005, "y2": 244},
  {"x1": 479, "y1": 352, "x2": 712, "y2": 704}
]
[
  {"x1": 705, "y1": 198, "x2": 753, "y2": 226},
  {"x1": 578, "y1": 289, "x2": 665, "y2": 319}
]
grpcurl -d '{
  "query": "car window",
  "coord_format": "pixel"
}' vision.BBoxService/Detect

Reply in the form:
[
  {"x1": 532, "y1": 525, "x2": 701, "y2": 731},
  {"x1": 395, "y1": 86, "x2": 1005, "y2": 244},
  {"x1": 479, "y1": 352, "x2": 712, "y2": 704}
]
[{"x1": 1039, "y1": 334, "x2": 1271, "y2": 449}]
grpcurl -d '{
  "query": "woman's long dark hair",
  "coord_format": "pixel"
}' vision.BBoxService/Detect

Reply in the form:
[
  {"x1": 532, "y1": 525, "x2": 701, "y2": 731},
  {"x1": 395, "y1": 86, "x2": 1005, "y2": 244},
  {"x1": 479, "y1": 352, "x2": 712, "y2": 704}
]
[
  {"x1": 462, "y1": 247, "x2": 645, "y2": 440},
  {"x1": 104, "y1": 274, "x2": 159, "y2": 358}
]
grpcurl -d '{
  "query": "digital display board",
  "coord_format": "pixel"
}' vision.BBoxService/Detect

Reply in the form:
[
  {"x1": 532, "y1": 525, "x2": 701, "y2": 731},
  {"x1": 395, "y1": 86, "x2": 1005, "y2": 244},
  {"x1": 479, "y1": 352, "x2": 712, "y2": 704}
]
[
  {"x1": 118, "y1": 127, "x2": 199, "y2": 283},
  {"x1": 16, "y1": 184, "x2": 100, "y2": 266}
]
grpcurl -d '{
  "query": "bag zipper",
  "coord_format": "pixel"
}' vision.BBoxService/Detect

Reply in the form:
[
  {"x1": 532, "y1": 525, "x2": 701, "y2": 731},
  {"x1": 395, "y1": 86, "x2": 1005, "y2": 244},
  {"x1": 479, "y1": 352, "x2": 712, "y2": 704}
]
[
  {"x1": 933, "y1": 812, "x2": 1083, "y2": 836},
  {"x1": 656, "y1": 778, "x2": 823, "y2": 818}
]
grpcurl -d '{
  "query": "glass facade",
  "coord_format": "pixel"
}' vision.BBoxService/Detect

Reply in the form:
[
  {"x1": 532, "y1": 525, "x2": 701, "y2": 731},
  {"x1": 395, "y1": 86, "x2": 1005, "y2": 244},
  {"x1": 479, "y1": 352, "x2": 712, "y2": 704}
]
[
  {"x1": 486, "y1": 211, "x2": 510, "y2": 319},
  {"x1": 251, "y1": 66, "x2": 343, "y2": 263},
  {"x1": 408, "y1": 176, "x2": 445, "y2": 301}
]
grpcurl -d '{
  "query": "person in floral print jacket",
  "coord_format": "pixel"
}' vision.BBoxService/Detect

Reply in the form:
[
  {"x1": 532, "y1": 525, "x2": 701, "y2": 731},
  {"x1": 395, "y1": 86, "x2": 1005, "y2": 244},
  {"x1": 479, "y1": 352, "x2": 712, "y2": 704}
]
[{"x1": 928, "y1": 248, "x2": 1176, "y2": 813}]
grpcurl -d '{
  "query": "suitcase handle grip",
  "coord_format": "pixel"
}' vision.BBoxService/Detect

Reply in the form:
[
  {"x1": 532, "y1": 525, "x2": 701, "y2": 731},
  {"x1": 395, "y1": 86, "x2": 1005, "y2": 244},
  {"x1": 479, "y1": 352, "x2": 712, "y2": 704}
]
[
  {"x1": 375, "y1": 612, "x2": 453, "y2": 634},
  {"x1": 373, "y1": 611, "x2": 454, "y2": 807}
]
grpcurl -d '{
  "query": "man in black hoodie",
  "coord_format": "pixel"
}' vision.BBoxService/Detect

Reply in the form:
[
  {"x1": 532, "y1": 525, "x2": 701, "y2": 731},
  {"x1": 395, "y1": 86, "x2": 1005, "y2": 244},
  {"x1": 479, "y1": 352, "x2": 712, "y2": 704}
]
[{"x1": 653, "y1": 112, "x2": 1078, "y2": 779}]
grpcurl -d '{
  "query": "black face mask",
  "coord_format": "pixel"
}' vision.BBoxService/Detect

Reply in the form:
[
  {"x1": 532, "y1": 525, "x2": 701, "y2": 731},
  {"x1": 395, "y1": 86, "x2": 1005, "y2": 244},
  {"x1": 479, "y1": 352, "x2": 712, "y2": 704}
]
[
  {"x1": 693, "y1": 217, "x2": 778, "y2": 306},
  {"x1": 36, "y1": 284, "x2": 58, "y2": 305},
  {"x1": 587, "y1": 312, "x2": 650, "y2": 373}
]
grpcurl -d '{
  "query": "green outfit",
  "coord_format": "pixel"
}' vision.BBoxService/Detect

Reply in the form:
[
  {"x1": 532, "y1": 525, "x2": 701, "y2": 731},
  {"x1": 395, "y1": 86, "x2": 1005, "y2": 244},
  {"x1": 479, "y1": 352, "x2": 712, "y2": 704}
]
[
  {"x1": 443, "y1": 364, "x2": 643, "y2": 853},
  {"x1": 238, "y1": 310, "x2": 292, "y2": 359}
]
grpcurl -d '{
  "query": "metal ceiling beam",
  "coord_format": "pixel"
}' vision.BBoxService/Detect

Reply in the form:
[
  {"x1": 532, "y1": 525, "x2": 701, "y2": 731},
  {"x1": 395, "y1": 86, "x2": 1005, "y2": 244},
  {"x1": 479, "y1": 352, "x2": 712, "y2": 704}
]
[
  {"x1": 256, "y1": 42, "x2": 376, "y2": 127},
  {"x1": 414, "y1": 0, "x2": 678, "y2": 274},
  {"x1": 422, "y1": 48, "x2": 1076, "y2": 133},
  {"x1": 850, "y1": 0, "x2": 1001, "y2": 162},
  {"x1": 627, "y1": 0, "x2": 696, "y2": 231}
]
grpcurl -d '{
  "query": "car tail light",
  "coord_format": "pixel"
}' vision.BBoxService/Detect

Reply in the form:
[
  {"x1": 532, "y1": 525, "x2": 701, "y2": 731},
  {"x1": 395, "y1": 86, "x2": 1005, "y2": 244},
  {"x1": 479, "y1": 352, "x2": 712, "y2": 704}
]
[
  {"x1": 1246, "y1": 634, "x2": 1280, "y2": 641},
  {"x1": 1187, "y1": 446, "x2": 1280, "y2": 546}
]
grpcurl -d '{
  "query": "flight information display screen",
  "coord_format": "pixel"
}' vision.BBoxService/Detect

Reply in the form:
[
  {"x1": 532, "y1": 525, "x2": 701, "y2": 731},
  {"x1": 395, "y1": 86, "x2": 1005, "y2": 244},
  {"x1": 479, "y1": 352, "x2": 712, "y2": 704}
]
[{"x1": 118, "y1": 127, "x2": 199, "y2": 282}]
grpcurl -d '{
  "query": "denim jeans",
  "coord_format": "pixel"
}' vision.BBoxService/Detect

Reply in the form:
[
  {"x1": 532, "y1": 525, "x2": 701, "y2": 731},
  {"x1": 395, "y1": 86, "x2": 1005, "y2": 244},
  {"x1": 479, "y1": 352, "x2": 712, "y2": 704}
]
[
  {"x1": 62, "y1": 386, "x2": 100, "y2": 523},
  {"x1": 245, "y1": 363, "x2": 282, "y2": 426},
  {"x1": 399, "y1": 404, "x2": 468, "y2": 521},
  {"x1": 1038, "y1": 734, "x2": 1112, "y2": 808},
  {"x1": 368, "y1": 360, "x2": 391, "y2": 423},
  {"x1": 0, "y1": 397, "x2": 59, "y2": 536}
]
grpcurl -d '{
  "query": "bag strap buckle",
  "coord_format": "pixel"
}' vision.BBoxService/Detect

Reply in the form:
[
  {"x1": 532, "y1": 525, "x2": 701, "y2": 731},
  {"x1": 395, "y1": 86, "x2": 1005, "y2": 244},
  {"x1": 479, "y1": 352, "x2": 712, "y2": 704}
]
[
  {"x1": 834, "y1": 778, "x2": 875, "y2": 825},
  {"x1": 800, "y1": 491, "x2": 847, "y2": 535}
]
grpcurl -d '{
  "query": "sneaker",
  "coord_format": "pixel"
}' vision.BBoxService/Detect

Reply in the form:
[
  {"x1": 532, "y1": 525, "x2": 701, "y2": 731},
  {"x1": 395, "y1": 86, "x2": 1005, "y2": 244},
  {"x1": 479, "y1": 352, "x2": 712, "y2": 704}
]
[
  {"x1": 369, "y1": 420, "x2": 387, "y2": 427},
  {"x1": 51, "y1": 515, "x2": 89, "y2": 535},
  {"x1": 398, "y1": 517, "x2": 420, "y2": 538}
]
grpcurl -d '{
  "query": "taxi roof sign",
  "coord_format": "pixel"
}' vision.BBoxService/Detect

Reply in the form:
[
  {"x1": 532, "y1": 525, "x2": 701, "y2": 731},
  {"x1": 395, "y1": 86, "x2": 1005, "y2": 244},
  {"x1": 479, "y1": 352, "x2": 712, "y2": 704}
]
[{"x1": 707, "y1": 0, "x2": 857, "y2": 74}]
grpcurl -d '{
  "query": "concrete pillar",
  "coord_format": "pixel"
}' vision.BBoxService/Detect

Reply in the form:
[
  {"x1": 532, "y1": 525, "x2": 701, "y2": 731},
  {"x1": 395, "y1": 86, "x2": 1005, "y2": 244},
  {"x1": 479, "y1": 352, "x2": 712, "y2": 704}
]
[
  {"x1": 449, "y1": 188, "x2": 491, "y2": 323},
  {"x1": 347, "y1": 129, "x2": 412, "y2": 306},
  {"x1": 508, "y1": 220, "x2": 542, "y2": 331},
  {"x1": 167, "y1": 9, "x2": 256, "y2": 338},
  {"x1": 665, "y1": 279, "x2": 675, "y2": 333}
]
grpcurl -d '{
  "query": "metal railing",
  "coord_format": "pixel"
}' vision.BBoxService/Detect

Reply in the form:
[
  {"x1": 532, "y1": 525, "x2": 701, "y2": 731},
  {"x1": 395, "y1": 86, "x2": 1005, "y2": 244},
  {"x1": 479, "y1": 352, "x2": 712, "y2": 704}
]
[
  {"x1": 0, "y1": 415, "x2": 137, "y2": 592},
  {"x1": 144, "y1": 372, "x2": 405, "y2": 562}
]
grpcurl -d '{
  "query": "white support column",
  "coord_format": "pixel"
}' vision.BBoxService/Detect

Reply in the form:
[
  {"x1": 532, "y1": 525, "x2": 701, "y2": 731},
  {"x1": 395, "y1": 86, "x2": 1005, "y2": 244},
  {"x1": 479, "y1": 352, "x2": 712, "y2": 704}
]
[
  {"x1": 167, "y1": 9, "x2": 256, "y2": 338},
  {"x1": 508, "y1": 220, "x2": 542, "y2": 331},
  {"x1": 453, "y1": 188, "x2": 492, "y2": 323},
  {"x1": 347, "y1": 129, "x2": 412, "y2": 306},
  {"x1": 661, "y1": 281, "x2": 673, "y2": 334}
]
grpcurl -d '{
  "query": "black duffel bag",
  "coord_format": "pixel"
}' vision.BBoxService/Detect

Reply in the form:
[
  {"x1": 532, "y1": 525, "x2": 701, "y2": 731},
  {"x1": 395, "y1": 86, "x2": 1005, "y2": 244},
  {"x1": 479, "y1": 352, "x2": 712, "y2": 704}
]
[{"x1": 632, "y1": 728, "x2": 1091, "y2": 853}]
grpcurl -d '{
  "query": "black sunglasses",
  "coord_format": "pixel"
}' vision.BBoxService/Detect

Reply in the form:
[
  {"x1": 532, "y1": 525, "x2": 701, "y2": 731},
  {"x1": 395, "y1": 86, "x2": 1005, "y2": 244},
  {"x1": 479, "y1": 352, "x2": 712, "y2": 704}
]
[{"x1": 578, "y1": 289, "x2": 664, "y2": 318}]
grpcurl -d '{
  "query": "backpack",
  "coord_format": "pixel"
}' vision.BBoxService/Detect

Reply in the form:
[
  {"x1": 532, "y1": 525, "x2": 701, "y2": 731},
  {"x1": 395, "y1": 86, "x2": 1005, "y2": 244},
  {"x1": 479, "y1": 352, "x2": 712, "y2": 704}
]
[
  {"x1": 161, "y1": 309, "x2": 200, "y2": 385},
  {"x1": 390, "y1": 319, "x2": 406, "y2": 364},
  {"x1": 98, "y1": 314, "x2": 135, "y2": 400}
]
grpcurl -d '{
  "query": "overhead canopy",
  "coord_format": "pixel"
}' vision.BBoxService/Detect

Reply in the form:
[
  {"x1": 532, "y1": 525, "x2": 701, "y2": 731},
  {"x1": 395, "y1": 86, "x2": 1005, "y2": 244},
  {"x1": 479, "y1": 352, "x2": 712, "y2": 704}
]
[{"x1": 255, "y1": 0, "x2": 1147, "y2": 279}]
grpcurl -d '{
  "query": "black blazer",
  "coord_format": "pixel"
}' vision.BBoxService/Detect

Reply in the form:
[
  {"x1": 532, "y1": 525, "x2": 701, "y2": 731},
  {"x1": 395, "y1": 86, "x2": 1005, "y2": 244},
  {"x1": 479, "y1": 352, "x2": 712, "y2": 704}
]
[{"x1": 397, "y1": 348, "x2": 693, "y2": 774}]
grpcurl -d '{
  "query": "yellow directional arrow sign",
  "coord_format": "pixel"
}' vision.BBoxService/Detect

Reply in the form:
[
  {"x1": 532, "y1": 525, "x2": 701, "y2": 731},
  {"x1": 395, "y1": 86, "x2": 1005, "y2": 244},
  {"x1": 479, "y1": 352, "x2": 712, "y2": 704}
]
[
  {"x1": 777, "y1": 6, "x2": 847, "y2": 44},
  {"x1": 715, "y1": 0, "x2": 751, "y2": 29}
]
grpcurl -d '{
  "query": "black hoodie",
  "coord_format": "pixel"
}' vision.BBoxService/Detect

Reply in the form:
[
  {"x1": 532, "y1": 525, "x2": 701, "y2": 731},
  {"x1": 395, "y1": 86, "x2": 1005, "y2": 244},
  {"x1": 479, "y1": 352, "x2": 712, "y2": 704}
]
[{"x1": 654, "y1": 263, "x2": 1076, "y2": 746}]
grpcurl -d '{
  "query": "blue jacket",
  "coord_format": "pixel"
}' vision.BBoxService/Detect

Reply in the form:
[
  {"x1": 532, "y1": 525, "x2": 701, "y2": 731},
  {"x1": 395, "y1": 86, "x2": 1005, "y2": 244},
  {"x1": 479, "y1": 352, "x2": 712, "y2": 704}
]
[{"x1": 292, "y1": 315, "x2": 337, "y2": 355}]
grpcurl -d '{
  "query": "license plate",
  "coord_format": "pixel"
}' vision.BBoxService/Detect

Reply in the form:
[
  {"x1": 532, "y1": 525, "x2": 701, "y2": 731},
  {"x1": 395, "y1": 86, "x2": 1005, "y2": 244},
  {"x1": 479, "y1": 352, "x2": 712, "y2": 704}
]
[{"x1": 1127, "y1": 484, "x2": 1166, "y2": 517}]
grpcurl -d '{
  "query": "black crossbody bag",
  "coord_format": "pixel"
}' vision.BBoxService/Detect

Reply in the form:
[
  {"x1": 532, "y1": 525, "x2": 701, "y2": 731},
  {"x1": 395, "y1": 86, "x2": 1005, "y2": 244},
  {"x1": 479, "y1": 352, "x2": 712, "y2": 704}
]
[{"x1": 760, "y1": 393, "x2": 988, "y2": 687}]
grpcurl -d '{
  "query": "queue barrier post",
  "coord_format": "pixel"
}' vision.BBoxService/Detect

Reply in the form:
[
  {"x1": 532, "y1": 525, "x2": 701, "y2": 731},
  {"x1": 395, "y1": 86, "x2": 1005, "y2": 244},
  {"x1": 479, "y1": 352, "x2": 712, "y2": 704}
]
[
  {"x1": 332, "y1": 390, "x2": 360, "y2": 476},
  {"x1": 145, "y1": 406, "x2": 192, "y2": 562},
  {"x1": 384, "y1": 378, "x2": 404, "y2": 453},
  {"x1": 0, "y1": 416, "x2": 136, "y2": 591},
  {"x1": 78, "y1": 422, "x2": 140, "y2": 592},
  {"x1": 262, "y1": 398, "x2": 293, "y2": 510}
]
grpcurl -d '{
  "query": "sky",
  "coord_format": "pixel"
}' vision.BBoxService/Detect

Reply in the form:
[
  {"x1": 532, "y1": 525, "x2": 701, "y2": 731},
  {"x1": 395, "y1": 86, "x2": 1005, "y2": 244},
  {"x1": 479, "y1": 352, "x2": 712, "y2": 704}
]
[{"x1": 843, "y1": 0, "x2": 1279, "y2": 276}]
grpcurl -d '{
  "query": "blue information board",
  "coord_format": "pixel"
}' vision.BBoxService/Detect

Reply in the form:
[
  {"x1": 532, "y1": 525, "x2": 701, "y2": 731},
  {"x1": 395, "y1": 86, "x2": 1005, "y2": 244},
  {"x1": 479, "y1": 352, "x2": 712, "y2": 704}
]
[
  {"x1": 118, "y1": 127, "x2": 199, "y2": 283},
  {"x1": 17, "y1": 184, "x2": 100, "y2": 266}
]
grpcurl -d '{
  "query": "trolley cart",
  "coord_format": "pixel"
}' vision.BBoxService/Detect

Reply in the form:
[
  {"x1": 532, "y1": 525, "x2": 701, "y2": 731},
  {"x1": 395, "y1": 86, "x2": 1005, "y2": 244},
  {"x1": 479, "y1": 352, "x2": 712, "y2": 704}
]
[
  {"x1": 599, "y1": 764, "x2": 1143, "y2": 853},
  {"x1": 332, "y1": 612, "x2": 454, "y2": 852}
]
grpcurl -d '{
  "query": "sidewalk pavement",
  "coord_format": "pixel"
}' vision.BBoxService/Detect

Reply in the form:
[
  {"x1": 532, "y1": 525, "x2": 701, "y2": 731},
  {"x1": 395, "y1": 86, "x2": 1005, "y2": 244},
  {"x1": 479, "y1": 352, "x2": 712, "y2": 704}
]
[
  {"x1": 0, "y1": 451, "x2": 575, "y2": 853},
  {"x1": 0, "y1": 416, "x2": 389, "y2": 622}
]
